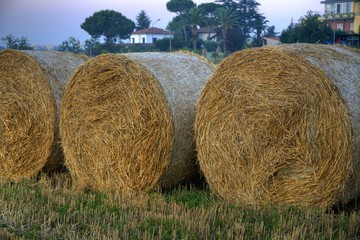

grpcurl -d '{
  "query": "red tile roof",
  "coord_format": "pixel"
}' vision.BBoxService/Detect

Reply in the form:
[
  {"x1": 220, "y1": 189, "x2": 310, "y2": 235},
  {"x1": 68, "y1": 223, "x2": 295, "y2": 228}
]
[{"x1": 132, "y1": 27, "x2": 173, "y2": 35}]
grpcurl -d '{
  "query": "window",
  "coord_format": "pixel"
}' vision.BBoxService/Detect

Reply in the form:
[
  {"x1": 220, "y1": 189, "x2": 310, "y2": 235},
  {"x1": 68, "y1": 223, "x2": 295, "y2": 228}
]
[
  {"x1": 142, "y1": 37, "x2": 145, "y2": 44},
  {"x1": 336, "y1": 3, "x2": 341, "y2": 13},
  {"x1": 350, "y1": 23, "x2": 354, "y2": 32},
  {"x1": 152, "y1": 38, "x2": 157, "y2": 43},
  {"x1": 325, "y1": 4, "x2": 332, "y2": 14},
  {"x1": 132, "y1": 38, "x2": 135, "y2": 44},
  {"x1": 337, "y1": 23, "x2": 344, "y2": 31},
  {"x1": 345, "y1": 2, "x2": 352, "y2": 13}
]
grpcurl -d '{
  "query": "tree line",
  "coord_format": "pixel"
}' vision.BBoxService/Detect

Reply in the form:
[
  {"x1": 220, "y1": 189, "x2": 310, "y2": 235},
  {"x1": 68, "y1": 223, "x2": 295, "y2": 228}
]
[
  {"x1": 1, "y1": 0, "x2": 335, "y2": 55},
  {"x1": 79, "y1": 0, "x2": 276, "y2": 54}
]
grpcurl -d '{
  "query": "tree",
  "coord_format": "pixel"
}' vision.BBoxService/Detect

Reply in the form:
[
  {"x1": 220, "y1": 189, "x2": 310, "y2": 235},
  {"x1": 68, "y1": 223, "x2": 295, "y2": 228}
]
[
  {"x1": 136, "y1": 10, "x2": 151, "y2": 30},
  {"x1": 166, "y1": 16, "x2": 189, "y2": 49},
  {"x1": 84, "y1": 37, "x2": 102, "y2": 56},
  {"x1": 214, "y1": 7, "x2": 239, "y2": 52},
  {"x1": 298, "y1": 11, "x2": 332, "y2": 43},
  {"x1": 198, "y1": 3, "x2": 221, "y2": 40},
  {"x1": 235, "y1": 0, "x2": 261, "y2": 50},
  {"x1": 166, "y1": 0, "x2": 196, "y2": 42},
  {"x1": 253, "y1": 14, "x2": 268, "y2": 47},
  {"x1": 58, "y1": 37, "x2": 83, "y2": 54},
  {"x1": 215, "y1": 0, "x2": 237, "y2": 9},
  {"x1": 1, "y1": 34, "x2": 33, "y2": 50},
  {"x1": 188, "y1": 8, "x2": 204, "y2": 52},
  {"x1": 280, "y1": 20, "x2": 295, "y2": 43},
  {"x1": 215, "y1": 0, "x2": 266, "y2": 52},
  {"x1": 264, "y1": 25, "x2": 277, "y2": 37},
  {"x1": 81, "y1": 10, "x2": 135, "y2": 47},
  {"x1": 281, "y1": 11, "x2": 332, "y2": 44}
]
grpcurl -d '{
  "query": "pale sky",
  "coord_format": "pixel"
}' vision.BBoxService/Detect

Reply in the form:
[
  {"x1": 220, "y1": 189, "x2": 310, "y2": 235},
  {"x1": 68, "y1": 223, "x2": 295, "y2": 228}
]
[{"x1": 0, "y1": 0, "x2": 323, "y2": 46}]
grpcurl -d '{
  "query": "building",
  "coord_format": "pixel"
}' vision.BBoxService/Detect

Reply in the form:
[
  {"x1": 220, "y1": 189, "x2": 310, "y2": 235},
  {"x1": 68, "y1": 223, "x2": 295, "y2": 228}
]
[
  {"x1": 197, "y1": 27, "x2": 217, "y2": 41},
  {"x1": 321, "y1": 0, "x2": 360, "y2": 33},
  {"x1": 262, "y1": 37, "x2": 281, "y2": 46},
  {"x1": 125, "y1": 27, "x2": 174, "y2": 44}
]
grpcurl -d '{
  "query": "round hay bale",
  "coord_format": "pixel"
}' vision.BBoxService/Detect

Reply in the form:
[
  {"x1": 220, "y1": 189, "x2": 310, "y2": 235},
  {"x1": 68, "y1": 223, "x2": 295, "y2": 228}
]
[
  {"x1": 195, "y1": 43, "x2": 360, "y2": 207},
  {"x1": 0, "y1": 49, "x2": 88, "y2": 180},
  {"x1": 60, "y1": 52, "x2": 214, "y2": 192}
]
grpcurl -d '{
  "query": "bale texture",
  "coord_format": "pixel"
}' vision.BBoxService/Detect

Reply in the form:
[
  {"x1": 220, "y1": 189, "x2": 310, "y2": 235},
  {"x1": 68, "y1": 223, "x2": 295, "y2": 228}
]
[
  {"x1": 0, "y1": 49, "x2": 87, "y2": 180},
  {"x1": 60, "y1": 52, "x2": 214, "y2": 192},
  {"x1": 195, "y1": 43, "x2": 360, "y2": 207}
]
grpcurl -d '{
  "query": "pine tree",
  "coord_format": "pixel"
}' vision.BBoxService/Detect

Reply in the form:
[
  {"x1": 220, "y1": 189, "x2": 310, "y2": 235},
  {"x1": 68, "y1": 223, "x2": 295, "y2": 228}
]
[{"x1": 136, "y1": 10, "x2": 151, "y2": 30}]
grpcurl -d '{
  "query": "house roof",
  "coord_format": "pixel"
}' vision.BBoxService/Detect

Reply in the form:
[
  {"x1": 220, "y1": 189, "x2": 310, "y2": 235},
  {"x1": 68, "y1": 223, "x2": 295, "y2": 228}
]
[
  {"x1": 263, "y1": 36, "x2": 280, "y2": 41},
  {"x1": 197, "y1": 26, "x2": 217, "y2": 34},
  {"x1": 132, "y1": 27, "x2": 173, "y2": 35}
]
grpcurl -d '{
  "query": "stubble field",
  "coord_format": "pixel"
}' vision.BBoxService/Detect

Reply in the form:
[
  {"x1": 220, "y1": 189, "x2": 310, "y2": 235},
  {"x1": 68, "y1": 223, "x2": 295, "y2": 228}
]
[{"x1": 0, "y1": 172, "x2": 359, "y2": 239}]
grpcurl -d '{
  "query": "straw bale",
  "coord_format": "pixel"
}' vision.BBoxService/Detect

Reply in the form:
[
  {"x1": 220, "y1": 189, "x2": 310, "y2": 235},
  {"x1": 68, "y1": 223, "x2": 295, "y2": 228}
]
[
  {"x1": 60, "y1": 52, "x2": 214, "y2": 192},
  {"x1": 0, "y1": 49, "x2": 88, "y2": 180},
  {"x1": 195, "y1": 43, "x2": 360, "y2": 207}
]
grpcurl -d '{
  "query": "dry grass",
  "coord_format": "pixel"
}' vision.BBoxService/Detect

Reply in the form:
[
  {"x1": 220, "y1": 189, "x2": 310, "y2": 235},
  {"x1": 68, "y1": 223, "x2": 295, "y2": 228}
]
[
  {"x1": 0, "y1": 49, "x2": 87, "y2": 180},
  {"x1": 195, "y1": 44, "x2": 360, "y2": 207},
  {"x1": 0, "y1": 173, "x2": 359, "y2": 239},
  {"x1": 60, "y1": 52, "x2": 214, "y2": 192}
]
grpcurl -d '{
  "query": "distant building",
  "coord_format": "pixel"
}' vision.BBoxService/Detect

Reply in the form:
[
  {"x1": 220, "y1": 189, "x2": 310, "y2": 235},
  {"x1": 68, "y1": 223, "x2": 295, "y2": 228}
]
[
  {"x1": 262, "y1": 37, "x2": 281, "y2": 46},
  {"x1": 197, "y1": 27, "x2": 217, "y2": 41},
  {"x1": 125, "y1": 27, "x2": 174, "y2": 44},
  {"x1": 321, "y1": 0, "x2": 360, "y2": 34}
]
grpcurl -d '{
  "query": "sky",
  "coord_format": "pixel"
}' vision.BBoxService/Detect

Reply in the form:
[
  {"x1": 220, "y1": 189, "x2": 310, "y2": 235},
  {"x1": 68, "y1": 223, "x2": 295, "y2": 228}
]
[{"x1": 0, "y1": 0, "x2": 324, "y2": 46}]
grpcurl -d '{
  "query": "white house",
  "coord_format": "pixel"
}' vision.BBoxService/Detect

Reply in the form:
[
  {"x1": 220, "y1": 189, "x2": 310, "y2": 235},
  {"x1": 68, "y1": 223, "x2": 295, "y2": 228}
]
[
  {"x1": 125, "y1": 27, "x2": 174, "y2": 44},
  {"x1": 197, "y1": 27, "x2": 217, "y2": 41},
  {"x1": 262, "y1": 37, "x2": 281, "y2": 46}
]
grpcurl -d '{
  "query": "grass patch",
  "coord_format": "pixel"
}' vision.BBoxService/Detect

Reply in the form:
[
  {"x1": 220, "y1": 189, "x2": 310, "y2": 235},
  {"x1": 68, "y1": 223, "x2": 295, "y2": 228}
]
[
  {"x1": 162, "y1": 185, "x2": 218, "y2": 209},
  {"x1": 0, "y1": 173, "x2": 359, "y2": 239}
]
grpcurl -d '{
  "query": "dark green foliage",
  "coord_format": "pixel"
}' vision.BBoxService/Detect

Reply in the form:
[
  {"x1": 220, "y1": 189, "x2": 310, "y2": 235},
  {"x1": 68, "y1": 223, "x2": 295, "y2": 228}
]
[
  {"x1": 203, "y1": 40, "x2": 218, "y2": 51},
  {"x1": 198, "y1": 2, "x2": 220, "y2": 15},
  {"x1": 215, "y1": 0, "x2": 237, "y2": 8},
  {"x1": 166, "y1": 0, "x2": 196, "y2": 42},
  {"x1": 136, "y1": 10, "x2": 151, "y2": 30},
  {"x1": 234, "y1": 0, "x2": 263, "y2": 51},
  {"x1": 280, "y1": 11, "x2": 332, "y2": 44},
  {"x1": 154, "y1": 36, "x2": 189, "y2": 51},
  {"x1": 188, "y1": 7, "x2": 205, "y2": 51},
  {"x1": 58, "y1": 36, "x2": 83, "y2": 54},
  {"x1": 1, "y1": 34, "x2": 33, "y2": 50},
  {"x1": 81, "y1": 10, "x2": 135, "y2": 46},
  {"x1": 166, "y1": 15, "x2": 184, "y2": 33},
  {"x1": 253, "y1": 14, "x2": 268, "y2": 47},
  {"x1": 166, "y1": 0, "x2": 196, "y2": 15},
  {"x1": 122, "y1": 44, "x2": 159, "y2": 53},
  {"x1": 213, "y1": 0, "x2": 268, "y2": 52},
  {"x1": 166, "y1": 16, "x2": 192, "y2": 48},
  {"x1": 84, "y1": 38, "x2": 102, "y2": 56},
  {"x1": 264, "y1": 25, "x2": 278, "y2": 37},
  {"x1": 280, "y1": 22, "x2": 297, "y2": 43},
  {"x1": 198, "y1": 2, "x2": 220, "y2": 29},
  {"x1": 154, "y1": 38, "x2": 173, "y2": 51},
  {"x1": 214, "y1": 7, "x2": 239, "y2": 52},
  {"x1": 165, "y1": 0, "x2": 270, "y2": 52},
  {"x1": 198, "y1": 2, "x2": 221, "y2": 45}
]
